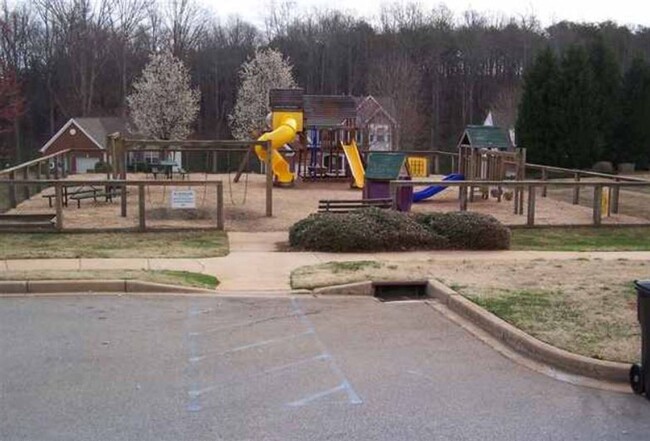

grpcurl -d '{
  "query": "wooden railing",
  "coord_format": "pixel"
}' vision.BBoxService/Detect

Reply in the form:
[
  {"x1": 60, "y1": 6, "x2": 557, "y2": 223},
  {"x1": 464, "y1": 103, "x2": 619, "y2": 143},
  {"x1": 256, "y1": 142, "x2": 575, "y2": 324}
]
[
  {"x1": 0, "y1": 179, "x2": 224, "y2": 232},
  {"x1": 390, "y1": 179, "x2": 650, "y2": 227},
  {"x1": 0, "y1": 149, "x2": 77, "y2": 212}
]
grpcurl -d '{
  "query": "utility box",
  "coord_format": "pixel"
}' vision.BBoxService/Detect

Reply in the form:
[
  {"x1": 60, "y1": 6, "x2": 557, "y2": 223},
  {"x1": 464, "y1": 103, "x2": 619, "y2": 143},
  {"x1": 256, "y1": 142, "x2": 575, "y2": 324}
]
[{"x1": 631, "y1": 280, "x2": 650, "y2": 399}]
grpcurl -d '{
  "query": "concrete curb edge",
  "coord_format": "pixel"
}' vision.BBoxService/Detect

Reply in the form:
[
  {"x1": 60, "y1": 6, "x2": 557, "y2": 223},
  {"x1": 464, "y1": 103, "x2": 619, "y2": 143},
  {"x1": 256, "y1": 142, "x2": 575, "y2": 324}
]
[{"x1": 0, "y1": 279, "x2": 215, "y2": 295}]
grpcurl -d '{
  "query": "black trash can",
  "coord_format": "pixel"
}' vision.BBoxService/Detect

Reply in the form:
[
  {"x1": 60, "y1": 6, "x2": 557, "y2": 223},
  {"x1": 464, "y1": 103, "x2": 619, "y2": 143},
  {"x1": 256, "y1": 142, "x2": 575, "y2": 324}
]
[{"x1": 631, "y1": 280, "x2": 650, "y2": 398}]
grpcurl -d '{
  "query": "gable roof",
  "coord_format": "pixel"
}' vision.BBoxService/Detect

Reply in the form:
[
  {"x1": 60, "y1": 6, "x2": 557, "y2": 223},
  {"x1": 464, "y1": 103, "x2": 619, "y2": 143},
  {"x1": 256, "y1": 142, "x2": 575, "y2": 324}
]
[
  {"x1": 303, "y1": 95, "x2": 357, "y2": 128},
  {"x1": 40, "y1": 117, "x2": 132, "y2": 153},
  {"x1": 356, "y1": 96, "x2": 397, "y2": 127},
  {"x1": 459, "y1": 125, "x2": 512, "y2": 150}
]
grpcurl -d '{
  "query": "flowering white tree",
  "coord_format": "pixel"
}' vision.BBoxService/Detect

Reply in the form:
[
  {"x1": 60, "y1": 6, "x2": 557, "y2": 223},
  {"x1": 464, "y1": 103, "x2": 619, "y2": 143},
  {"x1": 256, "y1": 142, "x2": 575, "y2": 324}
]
[
  {"x1": 127, "y1": 50, "x2": 200, "y2": 140},
  {"x1": 229, "y1": 48, "x2": 297, "y2": 139}
]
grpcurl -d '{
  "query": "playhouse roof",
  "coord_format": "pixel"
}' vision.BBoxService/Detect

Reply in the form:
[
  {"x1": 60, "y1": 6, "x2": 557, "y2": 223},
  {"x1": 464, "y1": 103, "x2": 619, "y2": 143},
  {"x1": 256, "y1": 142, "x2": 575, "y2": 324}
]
[
  {"x1": 303, "y1": 95, "x2": 357, "y2": 128},
  {"x1": 458, "y1": 125, "x2": 512, "y2": 150}
]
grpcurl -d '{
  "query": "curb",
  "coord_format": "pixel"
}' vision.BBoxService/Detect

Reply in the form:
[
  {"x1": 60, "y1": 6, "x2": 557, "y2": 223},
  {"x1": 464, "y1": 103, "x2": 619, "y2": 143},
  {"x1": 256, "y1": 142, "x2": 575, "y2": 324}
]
[
  {"x1": 0, "y1": 279, "x2": 215, "y2": 295},
  {"x1": 312, "y1": 281, "x2": 373, "y2": 296},
  {"x1": 426, "y1": 279, "x2": 630, "y2": 384}
]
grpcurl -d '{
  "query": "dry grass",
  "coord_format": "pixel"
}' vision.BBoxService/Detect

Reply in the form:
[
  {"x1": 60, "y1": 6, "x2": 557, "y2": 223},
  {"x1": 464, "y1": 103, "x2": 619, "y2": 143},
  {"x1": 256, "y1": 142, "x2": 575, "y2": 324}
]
[
  {"x1": 0, "y1": 231, "x2": 228, "y2": 259},
  {"x1": 291, "y1": 258, "x2": 645, "y2": 362},
  {"x1": 0, "y1": 269, "x2": 219, "y2": 289}
]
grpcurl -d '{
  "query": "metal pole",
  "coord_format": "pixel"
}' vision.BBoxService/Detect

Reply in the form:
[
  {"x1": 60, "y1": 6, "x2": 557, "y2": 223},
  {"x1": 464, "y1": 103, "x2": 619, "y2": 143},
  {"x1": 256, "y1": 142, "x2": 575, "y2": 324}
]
[
  {"x1": 527, "y1": 185, "x2": 536, "y2": 227},
  {"x1": 216, "y1": 182, "x2": 224, "y2": 230},
  {"x1": 138, "y1": 184, "x2": 146, "y2": 231},
  {"x1": 55, "y1": 183, "x2": 63, "y2": 231},
  {"x1": 265, "y1": 141, "x2": 273, "y2": 217}
]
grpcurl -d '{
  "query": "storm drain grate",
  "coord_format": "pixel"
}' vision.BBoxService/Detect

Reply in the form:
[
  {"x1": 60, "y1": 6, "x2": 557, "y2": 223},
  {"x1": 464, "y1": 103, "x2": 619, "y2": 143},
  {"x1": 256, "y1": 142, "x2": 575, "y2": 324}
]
[{"x1": 373, "y1": 282, "x2": 429, "y2": 302}]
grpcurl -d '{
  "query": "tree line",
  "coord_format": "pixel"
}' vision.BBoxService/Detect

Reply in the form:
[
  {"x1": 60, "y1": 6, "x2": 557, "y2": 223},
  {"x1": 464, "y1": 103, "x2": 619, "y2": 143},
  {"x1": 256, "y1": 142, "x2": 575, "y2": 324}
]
[
  {"x1": 517, "y1": 41, "x2": 650, "y2": 169},
  {"x1": 0, "y1": 0, "x2": 649, "y2": 166}
]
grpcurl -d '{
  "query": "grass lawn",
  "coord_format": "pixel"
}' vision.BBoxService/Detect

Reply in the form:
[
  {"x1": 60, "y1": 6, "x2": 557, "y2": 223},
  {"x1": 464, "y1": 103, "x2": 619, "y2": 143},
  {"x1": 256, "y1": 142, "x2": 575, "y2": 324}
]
[
  {"x1": 0, "y1": 231, "x2": 229, "y2": 259},
  {"x1": 291, "y1": 258, "x2": 644, "y2": 362},
  {"x1": 511, "y1": 226, "x2": 650, "y2": 251},
  {"x1": 0, "y1": 269, "x2": 219, "y2": 289}
]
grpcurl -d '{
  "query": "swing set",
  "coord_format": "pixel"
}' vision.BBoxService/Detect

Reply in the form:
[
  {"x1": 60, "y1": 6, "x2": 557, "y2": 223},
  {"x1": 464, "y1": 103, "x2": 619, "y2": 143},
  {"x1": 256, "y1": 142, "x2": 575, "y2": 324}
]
[{"x1": 105, "y1": 134, "x2": 275, "y2": 217}]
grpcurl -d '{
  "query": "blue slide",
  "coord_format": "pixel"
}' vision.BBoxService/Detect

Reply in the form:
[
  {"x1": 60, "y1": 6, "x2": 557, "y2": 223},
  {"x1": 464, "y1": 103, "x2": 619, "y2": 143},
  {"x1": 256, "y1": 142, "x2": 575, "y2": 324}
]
[{"x1": 412, "y1": 173, "x2": 465, "y2": 202}]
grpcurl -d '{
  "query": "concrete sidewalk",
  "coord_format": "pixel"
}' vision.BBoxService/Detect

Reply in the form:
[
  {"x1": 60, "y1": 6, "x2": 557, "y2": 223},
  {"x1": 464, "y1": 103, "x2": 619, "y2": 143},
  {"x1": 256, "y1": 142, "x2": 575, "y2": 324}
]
[{"x1": 3, "y1": 233, "x2": 650, "y2": 292}]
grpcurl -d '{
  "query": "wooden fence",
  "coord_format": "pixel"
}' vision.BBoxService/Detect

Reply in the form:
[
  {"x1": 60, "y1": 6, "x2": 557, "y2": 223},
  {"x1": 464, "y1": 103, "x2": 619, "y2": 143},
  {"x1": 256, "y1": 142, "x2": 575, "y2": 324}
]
[
  {"x1": 389, "y1": 179, "x2": 650, "y2": 227},
  {"x1": 0, "y1": 179, "x2": 224, "y2": 233}
]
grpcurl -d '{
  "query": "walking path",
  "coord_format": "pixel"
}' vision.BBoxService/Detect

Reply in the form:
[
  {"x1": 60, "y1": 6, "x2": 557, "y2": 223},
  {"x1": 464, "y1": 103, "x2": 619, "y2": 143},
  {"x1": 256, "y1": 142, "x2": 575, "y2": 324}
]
[{"x1": 3, "y1": 232, "x2": 650, "y2": 292}]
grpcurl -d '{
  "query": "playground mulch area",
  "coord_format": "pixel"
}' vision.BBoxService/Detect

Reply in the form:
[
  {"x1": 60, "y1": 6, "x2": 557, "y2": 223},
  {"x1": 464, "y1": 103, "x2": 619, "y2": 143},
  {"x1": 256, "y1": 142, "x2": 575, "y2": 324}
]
[
  {"x1": 5, "y1": 173, "x2": 648, "y2": 231},
  {"x1": 290, "y1": 258, "x2": 644, "y2": 363}
]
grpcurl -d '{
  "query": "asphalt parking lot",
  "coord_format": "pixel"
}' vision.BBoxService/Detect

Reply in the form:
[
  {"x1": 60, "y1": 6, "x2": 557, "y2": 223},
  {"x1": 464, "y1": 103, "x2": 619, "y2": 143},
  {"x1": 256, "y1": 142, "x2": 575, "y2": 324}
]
[{"x1": 2, "y1": 294, "x2": 650, "y2": 441}]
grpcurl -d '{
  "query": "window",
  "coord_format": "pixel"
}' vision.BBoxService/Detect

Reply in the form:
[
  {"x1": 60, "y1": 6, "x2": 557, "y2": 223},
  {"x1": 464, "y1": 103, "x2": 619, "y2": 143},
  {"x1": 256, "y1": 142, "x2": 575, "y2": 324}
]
[{"x1": 144, "y1": 151, "x2": 160, "y2": 164}]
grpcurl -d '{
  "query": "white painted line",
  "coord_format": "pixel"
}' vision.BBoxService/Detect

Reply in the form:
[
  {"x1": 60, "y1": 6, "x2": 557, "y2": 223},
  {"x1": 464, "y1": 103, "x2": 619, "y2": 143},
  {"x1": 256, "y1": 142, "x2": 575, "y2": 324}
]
[{"x1": 286, "y1": 383, "x2": 346, "y2": 407}]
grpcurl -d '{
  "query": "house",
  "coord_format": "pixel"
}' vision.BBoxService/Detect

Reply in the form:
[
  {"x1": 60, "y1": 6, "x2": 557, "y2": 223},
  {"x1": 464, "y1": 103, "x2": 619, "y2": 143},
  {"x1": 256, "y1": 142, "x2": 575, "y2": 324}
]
[
  {"x1": 39, "y1": 117, "x2": 132, "y2": 173},
  {"x1": 355, "y1": 96, "x2": 398, "y2": 151},
  {"x1": 40, "y1": 117, "x2": 182, "y2": 174}
]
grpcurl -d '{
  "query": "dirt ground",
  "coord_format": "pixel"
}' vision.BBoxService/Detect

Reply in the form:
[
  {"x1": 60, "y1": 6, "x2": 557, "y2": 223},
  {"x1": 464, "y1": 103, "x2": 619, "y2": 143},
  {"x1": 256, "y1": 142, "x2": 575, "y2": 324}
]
[
  {"x1": 291, "y1": 257, "x2": 646, "y2": 362},
  {"x1": 6, "y1": 173, "x2": 647, "y2": 231}
]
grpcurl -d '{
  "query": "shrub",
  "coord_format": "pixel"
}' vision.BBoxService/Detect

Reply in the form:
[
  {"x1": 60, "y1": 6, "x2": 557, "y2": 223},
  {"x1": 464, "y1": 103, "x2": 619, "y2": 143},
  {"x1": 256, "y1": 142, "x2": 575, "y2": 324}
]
[
  {"x1": 94, "y1": 160, "x2": 111, "y2": 173},
  {"x1": 289, "y1": 207, "x2": 448, "y2": 252},
  {"x1": 414, "y1": 212, "x2": 511, "y2": 250}
]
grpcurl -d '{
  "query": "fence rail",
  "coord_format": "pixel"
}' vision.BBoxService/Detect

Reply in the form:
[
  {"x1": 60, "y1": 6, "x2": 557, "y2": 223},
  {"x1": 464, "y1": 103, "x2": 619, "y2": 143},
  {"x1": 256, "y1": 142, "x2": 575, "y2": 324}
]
[
  {"x1": 390, "y1": 179, "x2": 650, "y2": 227},
  {"x1": 0, "y1": 179, "x2": 224, "y2": 233}
]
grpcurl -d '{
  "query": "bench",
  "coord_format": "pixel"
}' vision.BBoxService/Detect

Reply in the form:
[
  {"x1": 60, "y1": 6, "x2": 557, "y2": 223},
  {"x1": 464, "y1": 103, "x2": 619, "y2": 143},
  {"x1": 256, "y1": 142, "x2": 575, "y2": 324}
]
[
  {"x1": 69, "y1": 186, "x2": 125, "y2": 208},
  {"x1": 317, "y1": 198, "x2": 393, "y2": 213},
  {"x1": 176, "y1": 168, "x2": 189, "y2": 180},
  {"x1": 0, "y1": 213, "x2": 57, "y2": 231}
]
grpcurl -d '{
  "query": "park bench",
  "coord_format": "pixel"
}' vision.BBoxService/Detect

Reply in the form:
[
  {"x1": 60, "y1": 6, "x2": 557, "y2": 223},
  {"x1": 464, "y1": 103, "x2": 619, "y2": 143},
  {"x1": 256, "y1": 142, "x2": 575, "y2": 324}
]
[
  {"x1": 317, "y1": 198, "x2": 393, "y2": 213},
  {"x1": 176, "y1": 168, "x2": 189, "y2": 180},
  {"x1": 69, "y1": 186, "x2": 125, "y2": 208},
  {"x1": 0, "y1": 213, "x2": 57, "y2": 231}
]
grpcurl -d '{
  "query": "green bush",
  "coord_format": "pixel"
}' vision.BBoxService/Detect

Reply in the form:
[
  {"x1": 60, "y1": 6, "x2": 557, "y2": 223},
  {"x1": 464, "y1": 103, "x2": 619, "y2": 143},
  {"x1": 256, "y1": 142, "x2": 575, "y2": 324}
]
[
  {"x1": 414, "y1": 212, "x2": 511, "y2": 250},
  {"x1": 94, "y1": 161, "x2": 111, "y2": 173},
  {"x1": 289, "y1": 208, "x2": 448, "y2": 252}
]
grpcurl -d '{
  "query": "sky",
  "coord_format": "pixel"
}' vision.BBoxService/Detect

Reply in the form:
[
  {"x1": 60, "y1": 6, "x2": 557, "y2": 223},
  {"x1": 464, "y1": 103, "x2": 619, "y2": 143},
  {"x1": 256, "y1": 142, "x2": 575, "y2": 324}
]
[{"x1": 199, "y1": 0, "x2": 650, "y2": 28}]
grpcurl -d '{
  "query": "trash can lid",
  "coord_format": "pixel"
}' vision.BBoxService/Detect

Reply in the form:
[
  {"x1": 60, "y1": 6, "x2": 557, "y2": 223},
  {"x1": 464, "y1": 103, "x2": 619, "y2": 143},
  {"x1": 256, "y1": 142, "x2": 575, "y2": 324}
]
[{"x1": 634, "y1": 280, "x2": 650, "y2": 297}]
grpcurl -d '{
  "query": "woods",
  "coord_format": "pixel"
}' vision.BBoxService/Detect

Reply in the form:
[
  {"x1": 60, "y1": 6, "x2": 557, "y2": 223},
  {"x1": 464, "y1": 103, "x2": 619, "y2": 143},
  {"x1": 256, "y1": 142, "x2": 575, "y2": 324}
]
[{"x1": 0, "y1": 0, "x2": 649, "y2": 166}]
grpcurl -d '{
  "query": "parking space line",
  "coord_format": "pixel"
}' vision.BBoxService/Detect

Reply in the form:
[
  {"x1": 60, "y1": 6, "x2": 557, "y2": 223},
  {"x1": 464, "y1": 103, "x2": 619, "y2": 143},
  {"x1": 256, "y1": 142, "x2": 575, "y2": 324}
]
[
  {"x1": 189, "y1": 330, "x2": 314, "y2": 363},
  {"x1": 286, "y1": 383, "x2": 346, "y2": 407},
  {"x1": 188, "y1": 311, "x2": 300, "y2": 336},
  {"x1": 290, "y1": 298, "x2": 363, "y2": 406}
]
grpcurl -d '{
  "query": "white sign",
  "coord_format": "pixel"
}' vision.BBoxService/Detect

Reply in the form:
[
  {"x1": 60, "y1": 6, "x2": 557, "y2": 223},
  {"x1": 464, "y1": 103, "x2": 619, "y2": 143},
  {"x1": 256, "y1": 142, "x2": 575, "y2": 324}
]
[{"x1": 171, "y1": 190, "x2": 196, "y2": 209}]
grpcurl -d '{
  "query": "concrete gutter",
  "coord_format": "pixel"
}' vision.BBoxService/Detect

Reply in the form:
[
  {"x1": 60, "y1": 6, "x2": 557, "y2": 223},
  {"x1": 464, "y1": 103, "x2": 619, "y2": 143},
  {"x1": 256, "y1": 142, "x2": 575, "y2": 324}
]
[
  {"x1": 0, "y1": 280, "x2": 215, "y2": 295},
  {"x1": 426, "y1": 279, "x2": 631, "y2": 385}
]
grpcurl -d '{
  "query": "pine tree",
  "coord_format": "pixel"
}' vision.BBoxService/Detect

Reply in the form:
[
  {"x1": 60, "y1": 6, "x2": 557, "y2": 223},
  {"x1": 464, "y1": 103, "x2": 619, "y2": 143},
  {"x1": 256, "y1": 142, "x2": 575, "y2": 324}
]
[
  {"x1": 127, "y1": 50, "x2": 200, "y2": 140},
  {"x1": 616, "y1": 58, "x2": 650, "y2": 168},
  {"x1": 516, "y1": 47, "x2": 561, "y2": 165},
  {"x1": 229, "y1": 48, "x2": 297, "y2": 140},
  {"x1": 556, "y1": 45, "x2": 600, "y2": 169},
  {"x1": 588, "y1": 37, "x2": 621, "y2": 162}
]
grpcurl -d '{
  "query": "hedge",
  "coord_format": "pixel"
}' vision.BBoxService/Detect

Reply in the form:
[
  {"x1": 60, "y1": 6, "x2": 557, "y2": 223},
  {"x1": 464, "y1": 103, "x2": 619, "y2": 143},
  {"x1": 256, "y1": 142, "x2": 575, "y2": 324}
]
[
  {"x1": 414, "y1": 211, "x2": 511, "y2": 250},
  {"x1": 289, "y1": 208, "x2": 511, "y2": 252},
  {"x1": 289, "y1": 208, "x2": 448, "y2": 252}
]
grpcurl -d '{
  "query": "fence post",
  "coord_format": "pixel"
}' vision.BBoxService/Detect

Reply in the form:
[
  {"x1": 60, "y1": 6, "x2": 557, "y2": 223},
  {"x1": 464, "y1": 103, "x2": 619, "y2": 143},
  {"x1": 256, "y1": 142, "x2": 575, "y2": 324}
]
[
  {"x1": 265, "y1": 141, "x2": 273, "y2": 217},
  {"x1": 573, "y1": 172, "x2": 580, "y2": 205},
  {"x1": 541, "y1": 168, "x2": 547, "y2": 197},
  {"x1": 138, "y1": 184, "x2": 146, "y2": 231},
  {"x1": 593, "y1": 184, "x2": 603, "y2": 226},
  {"x1": 434, "y1": 154, "x2": 440, "y2": 175},
  {"x1": 120, "y1": 180, "x2": 127, "y2": 217},
  {"x1": 527, "y1": 184, "x2": 536, "y2": 227},
  {"x1": 459, "y1": 184, "x2": 468, "y2": 211},
  {"x1": 55, "y1": 183, "x2": 63, "y2": 231},
  {"x1": 22, "y1": 166, "x2": 30, "y2": 200},
  {"x1": 8, "y1": 170, "x2": 17, "y2": 208},
  {"x1": 216, "y1": 182, "x2": 224, "y2": 230},
  {"x1": 611, "y1": 180, "x2": 620, "y2": 214}
]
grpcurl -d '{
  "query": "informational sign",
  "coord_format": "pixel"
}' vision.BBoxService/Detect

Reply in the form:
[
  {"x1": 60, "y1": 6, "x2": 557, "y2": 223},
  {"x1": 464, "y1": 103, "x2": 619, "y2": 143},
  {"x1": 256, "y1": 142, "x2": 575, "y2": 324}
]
[{"x1": 171, "y1": 189, "x2": 196, "y2": 209}]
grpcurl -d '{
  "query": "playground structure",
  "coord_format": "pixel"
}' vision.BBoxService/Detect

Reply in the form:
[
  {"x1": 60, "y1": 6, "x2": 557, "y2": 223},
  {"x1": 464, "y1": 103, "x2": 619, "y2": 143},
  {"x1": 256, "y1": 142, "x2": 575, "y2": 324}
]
[{"x1": 254, "y1": 89, "x2": 370, "y2": 188}]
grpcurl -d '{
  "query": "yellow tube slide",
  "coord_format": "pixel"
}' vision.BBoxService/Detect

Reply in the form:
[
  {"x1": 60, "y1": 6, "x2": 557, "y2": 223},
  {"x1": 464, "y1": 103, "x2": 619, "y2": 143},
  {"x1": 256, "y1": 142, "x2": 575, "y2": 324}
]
[
  {"x1": 255, "y1": 117, "x2": 297, "y2": 185},
  {"x1": 341, "y1": 140, "x2": 365, "y2": 189}
]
